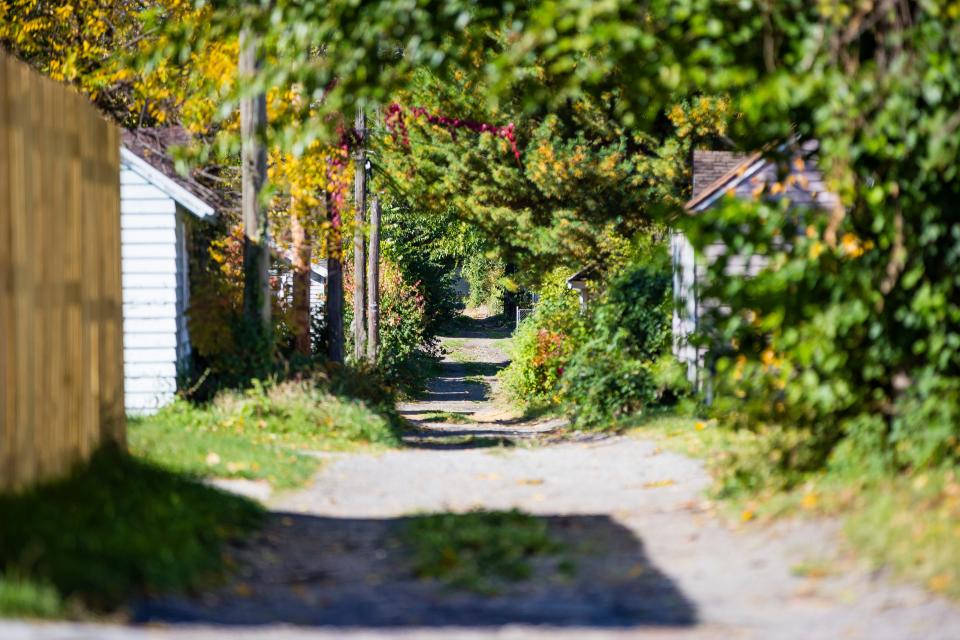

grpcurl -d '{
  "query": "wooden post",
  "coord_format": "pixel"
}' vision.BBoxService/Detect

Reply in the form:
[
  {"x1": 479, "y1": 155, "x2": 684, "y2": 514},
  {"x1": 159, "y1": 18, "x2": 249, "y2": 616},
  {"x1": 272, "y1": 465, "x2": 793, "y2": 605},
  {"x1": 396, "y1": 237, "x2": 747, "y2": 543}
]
[
  {"x1": 325, "y1": 192, "x2": 345, "y2": 364},
  {"x1": 290, "y1": 196, "x2": 311, "y2": 356},
  {"x1": 352, "y1": 107, "x2": 367, "y2": 361},
  {"x1": 240, "y1": 29, "x2": 271, "y2": 336},
  {"x1": 366, "y1": 194, "x2": 381, "y2": 361}
]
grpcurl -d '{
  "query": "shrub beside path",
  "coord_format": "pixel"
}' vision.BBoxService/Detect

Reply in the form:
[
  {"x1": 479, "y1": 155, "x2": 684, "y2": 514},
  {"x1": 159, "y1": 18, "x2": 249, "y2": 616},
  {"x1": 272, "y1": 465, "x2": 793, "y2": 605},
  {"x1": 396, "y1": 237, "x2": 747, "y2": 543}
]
[{"x1": 5, "y1": 318, "x2": 960, "y2": 639}]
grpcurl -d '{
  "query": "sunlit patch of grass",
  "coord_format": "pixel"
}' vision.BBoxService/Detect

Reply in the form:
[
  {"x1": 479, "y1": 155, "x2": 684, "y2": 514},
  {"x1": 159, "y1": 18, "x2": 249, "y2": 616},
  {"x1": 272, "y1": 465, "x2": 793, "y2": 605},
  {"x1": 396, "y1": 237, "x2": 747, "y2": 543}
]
[
  {"x1": 130, "y1": 379, "x2": 401, "y2": 490},
  {"x1": 404, "y1": 509, "x2": 565, "y2": 593},
  {"x1": 419, "y1": 411, "x2": 475, "y2": 424},
  {"x1": 0, "y1": 573, "x2": 66, "y2": 619},
  {"x1": 442, "y1": 338, "x2": 469, "y2": 361},
  {"x1": 463, "y1": 375, "x2": 490, "y2": 390},
  {"x1": 844, "y1": 470, "x2": 960, "y2": 599}
]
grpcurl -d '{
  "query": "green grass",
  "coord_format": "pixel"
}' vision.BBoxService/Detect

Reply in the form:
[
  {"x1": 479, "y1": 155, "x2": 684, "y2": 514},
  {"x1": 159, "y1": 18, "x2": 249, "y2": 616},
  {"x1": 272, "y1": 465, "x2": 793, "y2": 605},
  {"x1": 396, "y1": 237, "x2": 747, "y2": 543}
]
[
  {"x1": 442, "y1": 338, "x2": 468, "y2": 361},
  {"x1": 626, "y1": 412, "x2": 960, "y2": 599},
  {"x1": 404, "y1": 509, "x2": 564, "y2": 593},
  {"x1": 0, "y1": 447, "x2": 263, "y2": 615},
  {"x1": 130, "y1": 379, "x2": 401, "y2": 490},
  {"x1": 418, "y1": 411, "x2": 475, "y2": 424},
  {"x1": 0, "y1": 573, "x2": 66, "y2": 619}
]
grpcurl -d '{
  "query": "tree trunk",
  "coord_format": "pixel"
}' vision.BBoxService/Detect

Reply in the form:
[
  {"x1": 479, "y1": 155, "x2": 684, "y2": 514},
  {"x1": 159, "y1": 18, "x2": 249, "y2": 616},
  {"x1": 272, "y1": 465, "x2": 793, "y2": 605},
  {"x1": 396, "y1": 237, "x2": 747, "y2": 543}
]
[
  {"x1": 239, "y1": 29, "x2": 270, "y2": 336},
  {"x1": 352, "y1": 107, "x2": 367, "y2": 361},
  {"x1": 290, "y1": 197, "x2": 311, "y2": 356},
  {"x1": 366, "y1": 194, "x2": 381, "y2": 361},
  {"x1": 325, "y1": 192, "x2": 345, "y2": 364}
]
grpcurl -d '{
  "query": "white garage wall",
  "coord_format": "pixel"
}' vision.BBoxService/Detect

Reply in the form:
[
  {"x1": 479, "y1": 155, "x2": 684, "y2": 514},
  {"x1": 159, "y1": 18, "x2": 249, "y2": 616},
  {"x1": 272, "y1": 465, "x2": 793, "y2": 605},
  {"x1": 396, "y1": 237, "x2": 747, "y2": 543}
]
[{"x1": 120, "y1": 164, "x2": 183, "y2": 414}]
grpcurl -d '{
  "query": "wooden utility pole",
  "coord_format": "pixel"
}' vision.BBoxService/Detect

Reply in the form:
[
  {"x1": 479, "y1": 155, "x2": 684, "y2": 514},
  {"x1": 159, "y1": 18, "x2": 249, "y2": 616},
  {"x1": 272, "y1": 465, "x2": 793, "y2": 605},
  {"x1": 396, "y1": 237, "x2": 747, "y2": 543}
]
[
  {"x1": 352, "y1": 107, "x2": 368, "y2": 360},
  {"x1": 325, "y1": 192, "x2": 345, "y2": 364},
  {"x1": 366, "y1": 194, "x2": 381, "y2": 361},
  {"x1": 290, "y1": 197, "x2": 311, "y2": 356},
  {"x1": 239, "y1": 29, "x2": 271, "y2": 336}
]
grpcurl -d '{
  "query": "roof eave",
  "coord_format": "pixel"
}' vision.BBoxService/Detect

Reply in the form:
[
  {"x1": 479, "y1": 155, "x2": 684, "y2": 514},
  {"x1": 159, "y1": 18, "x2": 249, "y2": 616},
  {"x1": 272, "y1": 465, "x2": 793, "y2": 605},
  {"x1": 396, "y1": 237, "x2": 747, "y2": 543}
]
[{"x1": 120, "y1": 146, "x2": 216, "y2": 219}]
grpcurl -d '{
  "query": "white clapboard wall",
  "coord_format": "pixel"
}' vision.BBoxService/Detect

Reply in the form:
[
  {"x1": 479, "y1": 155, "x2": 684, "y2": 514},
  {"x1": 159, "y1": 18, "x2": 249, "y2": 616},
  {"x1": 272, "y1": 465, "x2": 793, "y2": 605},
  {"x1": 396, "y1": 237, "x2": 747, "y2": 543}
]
[{"x1": 119, "y1": 148, "x2": 214, "y2": 414}]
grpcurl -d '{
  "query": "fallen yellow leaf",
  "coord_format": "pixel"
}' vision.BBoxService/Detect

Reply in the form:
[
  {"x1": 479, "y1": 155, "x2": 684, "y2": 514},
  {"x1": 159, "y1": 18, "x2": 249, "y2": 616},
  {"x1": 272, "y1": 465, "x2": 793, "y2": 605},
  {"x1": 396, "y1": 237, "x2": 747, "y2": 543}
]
[
  {"x1": 800, "y1": 492, "x2": 819, "y2": 510},
  {"x1": 517, "y1": 478, "x2": 545, "y2": 486},
  {"x1": 929, "y1": 574, "x2": 952, "y2": 593},
  {"x1": 643, "y1": 479, "x2": 676, "y2": 489},
  {"x1": 695, "y1": 421, "x2": 707, "y2": 431},
  {"x1": 741, "y1": 509, "x2": 755, "y2": 522}
]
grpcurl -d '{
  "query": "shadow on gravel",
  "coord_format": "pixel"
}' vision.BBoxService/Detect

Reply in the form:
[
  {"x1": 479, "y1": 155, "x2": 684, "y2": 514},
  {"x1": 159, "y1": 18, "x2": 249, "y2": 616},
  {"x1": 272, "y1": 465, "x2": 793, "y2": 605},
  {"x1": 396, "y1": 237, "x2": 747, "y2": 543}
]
[
  {"x1": 403, "y1": 436, "x2": 517, "y2": 450},
  {"x1": 134, "y1": 512, "x2": 697, "y2": 629},
  {"x1": 416, "y1": 360, "x2": 495, "y2": 403},
  {"x1": 440, "y1": 313, "x2": 514, "y2": 340}
]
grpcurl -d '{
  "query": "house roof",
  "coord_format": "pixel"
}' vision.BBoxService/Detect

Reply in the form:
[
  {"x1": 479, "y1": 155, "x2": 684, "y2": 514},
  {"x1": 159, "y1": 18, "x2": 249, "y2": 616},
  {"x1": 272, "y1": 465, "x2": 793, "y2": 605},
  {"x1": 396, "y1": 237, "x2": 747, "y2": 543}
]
[
  {"x1": 684, "y1": 141, "x2": 837, "y2": 214},
  {"x1": 121, "y1": 128, "x2": 238, "y2": 219},
  {"x1": 567, "y1": 266, "x2": 600, "y2": 285},
  {"x1": 685, "y1": 150, "x2": 762, "y2": 211}
]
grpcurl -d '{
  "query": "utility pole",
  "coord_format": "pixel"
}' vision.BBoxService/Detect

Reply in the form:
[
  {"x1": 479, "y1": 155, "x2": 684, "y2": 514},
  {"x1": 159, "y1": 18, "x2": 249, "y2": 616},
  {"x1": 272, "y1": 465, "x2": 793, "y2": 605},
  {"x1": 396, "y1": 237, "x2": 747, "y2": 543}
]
[
  {"x1": 352, "y1": 107, "x2": 368, "y2": 360},
  {"x1": 239, "y1": 29, "x2": 271, "y2": 337},
  {"x1": 366, "y1": 194, "x2": 381, "y2": 361},
  {"x1": 290, "y1": 197, "x2": 311, "y2": 356},
  {"x1": 325, "y1": 192, "x2": 345, "y2": 364}
]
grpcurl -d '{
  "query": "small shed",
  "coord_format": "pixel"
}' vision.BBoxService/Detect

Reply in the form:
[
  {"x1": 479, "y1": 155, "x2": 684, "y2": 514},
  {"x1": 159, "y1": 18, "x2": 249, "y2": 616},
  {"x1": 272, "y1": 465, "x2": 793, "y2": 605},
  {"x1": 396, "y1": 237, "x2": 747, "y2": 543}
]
[
  {"x1": 672, "y1": 145, "x2": 839, "y2": 386},
  {"x1": 566, "y1": 266, "x2": 599, "y2": 312},
  {"x1": 120, "y1": 130, "x2": 221, "y2": 414}
]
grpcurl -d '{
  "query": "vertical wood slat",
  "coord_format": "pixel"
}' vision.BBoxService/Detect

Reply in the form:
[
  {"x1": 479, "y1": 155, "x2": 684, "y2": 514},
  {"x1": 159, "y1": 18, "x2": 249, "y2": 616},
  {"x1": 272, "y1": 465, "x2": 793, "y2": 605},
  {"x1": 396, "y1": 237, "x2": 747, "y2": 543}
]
[
  {"x1": 0, "y1": 52, "x2": 11, "y2": 489},
  {"x1": 0, "y1": 54, "x2": 124, "y2": 492}
]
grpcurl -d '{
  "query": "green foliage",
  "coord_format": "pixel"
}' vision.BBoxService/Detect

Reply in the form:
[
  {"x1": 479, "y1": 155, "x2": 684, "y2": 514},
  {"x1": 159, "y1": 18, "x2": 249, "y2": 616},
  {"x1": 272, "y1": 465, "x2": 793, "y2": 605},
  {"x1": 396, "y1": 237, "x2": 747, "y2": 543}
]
[
  {"x1": 381, "y1": 197, "x2": 465, "y2": 331},
  {"x1": 461, "y1": 252, "x2": 506, "y2": 313},
  {"x1": 0, "y1": 447, "x2": 262, "y2": 611},
  {"x1": 376, "y1": 65, "x2": 727, "y2": 281},
  {"x1": 404, "y1": 510, "x2": 564, "y2": 593},
  {"x1": 0, "y1": 573, "x2": 65, "y2": 619},
  {"x1": 345, "y1": 255, "x2": 442, "y2": 394},
  {"x1": 130, "y1": 379, "x2": 401, "y2": 490},
  {"x1": 500, "y1": 269, "x2": 583, "y2": 405},
  {"x1": 561, "y1": 264, "x2": 676, "y2": 429}
]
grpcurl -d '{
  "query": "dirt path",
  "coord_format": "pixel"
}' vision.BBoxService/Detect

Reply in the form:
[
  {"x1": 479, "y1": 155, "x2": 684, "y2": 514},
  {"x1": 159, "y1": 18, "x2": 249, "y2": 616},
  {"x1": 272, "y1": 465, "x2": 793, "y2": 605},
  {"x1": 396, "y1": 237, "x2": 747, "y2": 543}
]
[{"x1": 6, "y1": 317, "x2": 960, "y2": 639}]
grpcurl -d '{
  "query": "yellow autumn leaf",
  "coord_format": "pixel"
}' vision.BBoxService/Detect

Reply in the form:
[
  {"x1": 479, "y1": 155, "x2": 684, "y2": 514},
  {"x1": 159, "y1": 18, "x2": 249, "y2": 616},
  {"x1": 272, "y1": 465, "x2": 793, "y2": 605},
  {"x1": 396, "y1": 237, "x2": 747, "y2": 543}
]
[
  {"x1": 643, "y1": 479, "x2": 677, "y2": 489},
  {"x1": 928, "y1": 574, "x2": 952, "y2": 593}
]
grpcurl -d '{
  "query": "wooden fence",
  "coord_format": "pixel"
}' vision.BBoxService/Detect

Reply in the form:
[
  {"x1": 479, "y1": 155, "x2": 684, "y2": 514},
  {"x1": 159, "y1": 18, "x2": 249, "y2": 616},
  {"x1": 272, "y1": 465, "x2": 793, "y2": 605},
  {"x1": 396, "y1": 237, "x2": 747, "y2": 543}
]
[{"x1": 0, "y1": 54, "x2": 124, "y2": 492}]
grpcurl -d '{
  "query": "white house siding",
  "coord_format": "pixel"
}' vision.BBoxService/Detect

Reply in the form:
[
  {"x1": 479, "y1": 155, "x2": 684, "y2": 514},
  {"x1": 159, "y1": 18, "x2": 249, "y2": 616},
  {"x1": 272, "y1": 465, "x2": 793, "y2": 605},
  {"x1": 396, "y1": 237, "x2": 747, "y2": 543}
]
[
  {"x1": 671, "y1": 231, "x2": 700, "y2": 383},
  {"x1": 120, "y1": 164, "x2": 190, "y2": 413}
]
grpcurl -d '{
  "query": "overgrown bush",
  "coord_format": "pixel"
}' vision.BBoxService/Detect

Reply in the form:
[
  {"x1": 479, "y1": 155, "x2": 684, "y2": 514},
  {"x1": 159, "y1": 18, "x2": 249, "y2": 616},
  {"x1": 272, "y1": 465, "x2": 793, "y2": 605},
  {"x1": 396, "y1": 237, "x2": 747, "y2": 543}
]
[
  {"x1": 690, "y1": 180, "x2": 960, "y2": 490},
  {"x1": 345, "y1": 257, "x2": 440, "y2": 394},
  {"x1": 499, "y1": 268, "x2": 583, "y2": 405},
  {"x1": 381, "y1": 198, "x2": 464, "y2": 332},
  {"x1": 561, "y1": 264, "x2": 676, "y2": 428},
  {"x1": 462, "y1": 252, "x2": 506, "y2": 314},
  {"x1": 184, "y1": 222, "x2": 308, "y2": 398}
]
